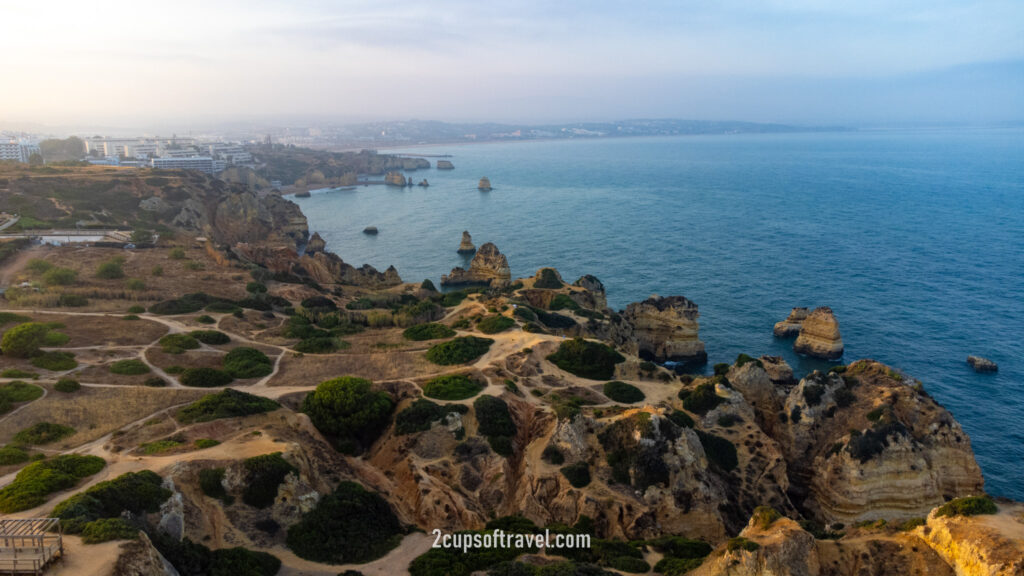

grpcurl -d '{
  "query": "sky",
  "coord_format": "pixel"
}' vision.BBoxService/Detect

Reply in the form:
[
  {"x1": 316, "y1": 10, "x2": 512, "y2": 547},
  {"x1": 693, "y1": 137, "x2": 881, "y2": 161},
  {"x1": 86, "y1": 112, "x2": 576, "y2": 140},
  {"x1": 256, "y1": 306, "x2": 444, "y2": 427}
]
[{"x1": 1, "y1": 0, "x2": 1023, "y2": 128}]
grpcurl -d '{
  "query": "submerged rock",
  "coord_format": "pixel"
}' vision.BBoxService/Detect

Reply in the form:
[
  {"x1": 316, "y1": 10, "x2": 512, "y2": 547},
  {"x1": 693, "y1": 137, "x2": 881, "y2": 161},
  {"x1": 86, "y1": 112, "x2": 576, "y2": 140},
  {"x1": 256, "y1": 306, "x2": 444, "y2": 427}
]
[
  {"x1": 478, "y1": 177, "x2": 492, "y2": 191},
  {"x1": 441, "y1": 242, "x2": 510, "y2": 287},
  {"x1": 457, "y1": 230, "x2": 477, "y2": 254},
  {"x1": 773, "y1": 307, "x2": 809, "y2": 337},
  {"x1": 437, "y1": 160, "x2": 454, "y2": 169},
  {"x1": 967, "y1": 355, "x2": 998, "y2": 372},
  {"x1": 793, "y1": 307, "x2": 844, "y2": 360},
  {"x1": 363, "y1": 226, "x2": 379, "y2": 235}
]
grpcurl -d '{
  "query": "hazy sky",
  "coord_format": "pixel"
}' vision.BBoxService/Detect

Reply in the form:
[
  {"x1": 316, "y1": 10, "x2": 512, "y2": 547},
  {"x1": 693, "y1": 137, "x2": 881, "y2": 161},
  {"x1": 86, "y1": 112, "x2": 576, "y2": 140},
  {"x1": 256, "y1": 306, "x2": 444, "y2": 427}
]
[{"x1": 2, "y1": 0, "x2": 1022, "y2": 127}]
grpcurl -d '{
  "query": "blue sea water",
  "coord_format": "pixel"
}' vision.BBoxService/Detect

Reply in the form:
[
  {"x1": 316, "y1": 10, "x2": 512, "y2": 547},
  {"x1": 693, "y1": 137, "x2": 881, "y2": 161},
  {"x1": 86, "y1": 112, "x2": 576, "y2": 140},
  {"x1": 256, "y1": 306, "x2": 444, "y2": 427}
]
[{"x1": 292, "y1": 129, "x2": 1024, "y2": 499}]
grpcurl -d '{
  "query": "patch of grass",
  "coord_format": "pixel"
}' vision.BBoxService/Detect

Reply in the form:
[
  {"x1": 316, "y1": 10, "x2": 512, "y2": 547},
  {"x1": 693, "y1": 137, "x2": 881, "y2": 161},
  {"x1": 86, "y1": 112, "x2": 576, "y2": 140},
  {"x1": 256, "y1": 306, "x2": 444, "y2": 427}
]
[
  {"x1": 476, "y1": 314, "x2": 515, "y2": 334},
  {"x1": 286, "y1": 481, "x2": 403, "y2": 564},
  {"x1": 425, "y1": 336, "x2": 493, "y2": 365},
  {"x1": 560, "y1": 462, "x2": 591, "y2": 488},
  {"x1": 0, "y1": 454, "x2": 105, "y2": 513},
  {"x1": 159, "y1": 333, "x2": 200, "y2": 354},
  {"x1": 0, "y1": 312, "x2": 30, "y2": 326},
  {"x1": 423, "y1": 374, "x2": 485, "y2": 400},
  {"x1": 81, "y1": 518, "x2": 138, "y2": 544},
  {"x1": 735, "y1": 353, "x2": 763, "y2": 368},
  {"x1": 143, "y1": 376, "x2": 167, "y2": 387},
  {"x1": 127, "y1": 305, "x2": 146, "y2": 314},
  {"x1": 726, "y1": 537, "x2": 760, "y2": 552},
  {"x1": 548, "y1": 293, "x2": 580, "y2": 311},
  {"x1": 603, "y1": 381, "x2": 645, "y2": 403},
  {"x1": 0, "y1": 368, "x2": 37, "y2": 379},
  {"x1": 751, "y1": 506, "x2": 782, "y2": 529},
  {"x1": 935, "y1": 495, "x2": 997, "y2": 518},
  {"x1": 169, "y1": 247, "x2": 186, "y2": 259},
  {"x1": 293, "y1": 336, "x2": 347, "y2": 354},
  {"x1": 141, "y1": 439, "x2": 183, "y2": 454},
  {"x1": 534, "y1": 268, "x2": 564, "y2": 289},
  {"x1": 546, "y1": 338, "x2": 625, "y2": 380},
  {"x1": 189, "y1": 330, "x2": 230, "y2": 345},
  {"x1": 223, "y1": 347, "x2": 273, "y2": 378},
  {"x1": 14, "y1": 422, "x2": 76, "y2": 445},
  {"x1": 30, "y1": 351, "x2": 77, "y2": 371},
  {"x1": 194, "y1": 438, "x2": 220, "y2": 449},
  {"x1": 25, "y1": 259, "x2": 53, "y2": 274},
  {"x1": 0, "y1": 381, "x2": 44, "y2": 404},
  {"x1": 109, "y1": 359, "x2": 150, "y2": 375},
  {"x1": 42, "y1": 267, "x2": 78, "y2": 286},
  {"x1": 176, "y1": 389, "x2": 280, "y2": 423},
  {"x1": 54, "y1": 378, "x2": 81, "y2": 393},
  {"x1": 0, "y1": 445, "x2": 30, "y2": 465},
  {"x1": 179, "y1": 367, "x2": 234, "y2": 388}
]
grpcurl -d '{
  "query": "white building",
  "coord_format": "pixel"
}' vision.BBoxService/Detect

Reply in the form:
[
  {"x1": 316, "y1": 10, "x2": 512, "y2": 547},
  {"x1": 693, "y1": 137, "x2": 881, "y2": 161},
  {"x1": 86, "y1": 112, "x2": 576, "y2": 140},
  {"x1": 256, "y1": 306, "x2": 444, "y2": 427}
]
[
  {"x1": 0, "y1": 140, "x2": 41, "y2": 163},
  {"x1": 151, "y1": 156, "x2": 215, "y2": 174}
]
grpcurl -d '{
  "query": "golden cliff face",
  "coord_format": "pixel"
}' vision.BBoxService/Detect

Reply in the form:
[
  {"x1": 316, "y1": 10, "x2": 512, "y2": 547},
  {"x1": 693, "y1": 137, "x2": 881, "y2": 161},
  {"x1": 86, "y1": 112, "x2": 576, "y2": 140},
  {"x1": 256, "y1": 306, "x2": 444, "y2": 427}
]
[
  {"x1": 441, "y1": 242, "x2": 511, "y2": 287},
  {"x1": 612, "y1": 295, "x2": 707, "y2": 364},
  {"x1": 793, "y1": 307, "x2": 844, "y2": 360}
]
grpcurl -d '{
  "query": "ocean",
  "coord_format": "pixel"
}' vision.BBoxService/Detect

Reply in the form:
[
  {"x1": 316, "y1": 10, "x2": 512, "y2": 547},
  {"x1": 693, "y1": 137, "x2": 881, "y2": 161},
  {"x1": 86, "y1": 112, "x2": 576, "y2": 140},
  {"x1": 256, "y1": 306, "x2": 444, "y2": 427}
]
[{"x1": 290, "y1": 129, "x2": 1024, "y2": 499}]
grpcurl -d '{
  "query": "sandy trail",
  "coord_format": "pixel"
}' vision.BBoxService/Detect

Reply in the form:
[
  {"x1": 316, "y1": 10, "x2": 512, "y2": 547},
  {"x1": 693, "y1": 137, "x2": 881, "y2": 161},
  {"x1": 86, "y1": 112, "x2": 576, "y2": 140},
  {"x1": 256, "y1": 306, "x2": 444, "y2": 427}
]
[{"x1": 0, "y1": 244, "x2": 43, "y2": 288}]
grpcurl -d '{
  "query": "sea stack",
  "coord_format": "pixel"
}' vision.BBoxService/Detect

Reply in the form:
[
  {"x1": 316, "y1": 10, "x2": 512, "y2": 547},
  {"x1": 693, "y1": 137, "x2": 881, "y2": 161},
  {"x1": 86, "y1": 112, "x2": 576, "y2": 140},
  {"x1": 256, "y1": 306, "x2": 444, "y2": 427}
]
[
  {"x1": 457, "y1": 231, "x2": 476, "y2": 254},
  {"x1": 305, "y1": 231, "x2": 326, "y2": 254},
  {"x1": 363, "y1": 226, "x2": 379, "y2": 235},
  {"x1": 384, "y1": 171, "x2": 406, "y2": 187},
  {"x1": 418, "y1": 179, "x2": 429, "y2": 187},
  {"x1": 774, "y1": 307, "x2": 810, "y2": 337},
  {"x1": 441, "y1": 242, "x2": 510, "y2": 287},
  {"x1": 793, "y1": 306, "x2": 844, "y2": 359},
  {"x1": 437, "y1": 160, "x2": 454, "y2": 170},
  {"x1": 610, "y1": 295, "x2": 707, "y2": 366},
  {"x1": 967, "y1": 356, "x2": 998, "y2": 373},
  {"x1": 478, "y1": 177, "x2": 492, "y2": 191}
]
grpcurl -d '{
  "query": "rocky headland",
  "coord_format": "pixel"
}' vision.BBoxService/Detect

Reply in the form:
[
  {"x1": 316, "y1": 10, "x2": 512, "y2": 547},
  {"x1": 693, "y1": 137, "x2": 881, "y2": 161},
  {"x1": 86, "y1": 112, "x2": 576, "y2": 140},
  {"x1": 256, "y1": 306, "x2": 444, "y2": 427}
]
[{"x1": 441, "y1": 241, "x2": 511, "y2": 287}]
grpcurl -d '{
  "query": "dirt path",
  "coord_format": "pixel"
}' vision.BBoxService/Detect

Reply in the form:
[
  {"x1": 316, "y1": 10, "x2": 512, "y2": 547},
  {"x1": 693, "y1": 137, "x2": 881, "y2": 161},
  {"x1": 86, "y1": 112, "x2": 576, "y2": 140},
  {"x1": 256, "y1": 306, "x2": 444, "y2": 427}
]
[{"x1": 0, "y1": 244, "x2": 42, "y2": 288}]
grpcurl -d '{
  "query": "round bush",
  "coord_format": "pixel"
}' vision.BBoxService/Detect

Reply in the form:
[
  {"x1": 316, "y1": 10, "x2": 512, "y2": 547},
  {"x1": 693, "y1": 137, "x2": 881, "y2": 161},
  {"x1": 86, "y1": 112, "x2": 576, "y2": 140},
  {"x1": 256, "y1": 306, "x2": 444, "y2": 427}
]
[
  {"x1": 1, "y1": 323, "x2": 52, "y2": 358},
  {"x1": 422, "y1": 374, "x2": 484, "y2": 400},
  {"x1": 603, "y1": 381, "x2": 645, "y2": 403},
  {"x1": 223, "y1": 347, "x2": 273, "y2": 379},
  {"x1": 302, "y1": 376, "x2": 393, "y2": 454},
  {"x1": 179, "y1": 367, "x2": 234, "y2": 388},
  {"x1": 286, "y1": 482, "x2": 402, "y2": 564},
  {"x1": 425, "y1": 336, "x2": 494, "y2": 365},
  {"x1": 159, "y1": 333, "x2": 200, "y2": 354},
  {"x1": 190, "y1": 330, "x2": 230, "y2": 345},
  {"x1": 476, "y1": 315, "x2": 515, "y2": 334},
  {"x1": 546, "y1": 338, "x2": 625, "y2": 380},
  {"x1": 195, "y1": 315, "x2": 216, "y2": 324},
  {"x1": 14, "y1": 422, "x2": 76, "y2": 445},
  {"x1": 474, "y1": 395, "x2": 517, "y2": 438},
  {"x1": 109, "y1": 359, "x2": 150, "y2": 375},
  {"x1": 560, "y1": 462, "x2": 591, "y2": 488},
  {"x1": 403, "y1": 322, "x2": 456, "y2": 341},
  {"x1": 54, "y1": 378, "x2": 81, "y2": 393}
]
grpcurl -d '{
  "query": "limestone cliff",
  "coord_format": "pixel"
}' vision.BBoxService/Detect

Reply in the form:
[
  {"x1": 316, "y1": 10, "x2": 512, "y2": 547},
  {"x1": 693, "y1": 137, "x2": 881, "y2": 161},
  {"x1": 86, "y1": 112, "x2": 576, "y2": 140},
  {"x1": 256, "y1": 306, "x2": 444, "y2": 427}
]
[
  {"x1": 384, "y1": 171, "x2": 408, "y2": 187},
  {"x1": 297, "y1": 251, "x2": 401, "y2": 287},
  {"x1": 304, "y1": 231, "x2": 326, "y2": 254},
  {"x1": 572, "y1": 275, "x2": 608, "y2": 310},
  {"x1": 441, "y1": 242, "x2": 511, "y2": 286},
  {"x1": 774, "y1": 307, "x2": 809, "y2": 337},
  {"x1": 793, "y1": 307, "x2": 844, "y2": 360},
  {"x1": 610, "y1": 295, "x2": 707, "y2": 365}
]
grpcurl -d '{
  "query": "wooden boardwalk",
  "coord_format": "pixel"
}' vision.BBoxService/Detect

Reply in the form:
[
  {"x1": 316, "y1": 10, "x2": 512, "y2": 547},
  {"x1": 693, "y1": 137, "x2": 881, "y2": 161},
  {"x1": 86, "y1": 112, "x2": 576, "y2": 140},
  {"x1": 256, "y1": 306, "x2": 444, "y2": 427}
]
[{"x1": 0, "y1": 519, "x2": 63, "y2": 575}]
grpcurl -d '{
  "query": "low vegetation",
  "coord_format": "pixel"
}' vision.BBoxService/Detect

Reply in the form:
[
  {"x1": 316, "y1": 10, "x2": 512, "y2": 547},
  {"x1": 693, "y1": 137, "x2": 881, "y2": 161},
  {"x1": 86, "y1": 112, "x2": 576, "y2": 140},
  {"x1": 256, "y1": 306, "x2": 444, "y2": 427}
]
[
  {"x1": 159, "y1": 333, "x2": 201, "y2": 354},
  {"x1": 223, "y1": 347, "x2": 273, "y2": 378},
  {"x1": 0, "y1": 381, "x2": 44, "y2": 414},
  {"x1": 176, "y1": 389, "x2": 280, "y2": 423},
  {"x1": 30, "y1": 350, "x2": 77, "y2": 371},
  {"x1": 242, "y1": 452, "x2": 297, "y2": 508},
  {"x1": 425, "y1": 336, "x2": 494, "y2": 365},
  {"x1": 681, "y1": 381, "x2": 723, "y2": 415},
  {"x1": 53, "y1": 470, "x2": 171, "y2": 534},
  {"x1": 547, "y1": 338, "x2": 625, "y2": 380},
  {"x1": 286, "y1": 481, "x2": 403, "y2": 564},
  {"x1": 189, "y1": 330, "x2": 230, "y2": 345},
  {"x1": 302, "y1": 376, "x2": 394, "y2": 454},
  {"x1": 474, "y1": 395, "x2": 517, "y2": 456},
  {"x1": 476, "y1": 314, "x2": 515, "y2": 334},
  {"x1": 148, "y1": 531, "x2": 280, "y2": 576},
  {"x1": 603, "y1": 381, "x2": 645, "y2": 403},
  {"x1": 179, "y1": 367, "x2": 234, "y2": 388},
  {"x1": 109, "y1": 358, "x2": 151, "y2": 375},
  {"x1": 0, "y1": 454, "x2": 105, "y2": 513},
  {"x1": 423, "y1": 374, "x2": 485, "y2": 400},
  {"x1": 696, "y1": 430, "x2": 738, "y2": 472},
  {"x1": 54, "y1": 378, "x2": 81, "y2": 393},
  {"x1": 13, "y1": 422, "x2": 76, "y2": 445},
  {"x1": 199, "y1": 467, "x2": 231, "y2": 503},
  {"x1": 560, "y1": 462, "x2": 591, "y2": 488},
  {"x1": 403, "y1": 322, "x2": 456, "y2": 341},
  {"x1": 934, "y1": 495, "x2": 997, "y2": 518}
]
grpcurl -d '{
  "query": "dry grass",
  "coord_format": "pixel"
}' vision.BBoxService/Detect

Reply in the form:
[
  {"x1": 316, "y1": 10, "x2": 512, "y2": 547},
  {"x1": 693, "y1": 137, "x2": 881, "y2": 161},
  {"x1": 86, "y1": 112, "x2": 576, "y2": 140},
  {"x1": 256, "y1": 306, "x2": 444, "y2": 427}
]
[
  {"x1": 73, "y1": 362, "x2": 153, "y2": 386},
  {"x1": 146, "y1": 348, "x2": 225, "y2": 371},
  {"x1": 269, "y1": 349, "x2": 446, "y2": 386},
  {"x1": 219, "y1": 311, "x2": 289, "y2": 345},
  {"x1": 30, "y1": 313, "x2": 167, "y2": 346},
  {"x1": 343, "y1": 328, "x2": 431, "y2": 354},
  {"x1": 0, "y1": 385, "x2": 207, "y2": 449}
]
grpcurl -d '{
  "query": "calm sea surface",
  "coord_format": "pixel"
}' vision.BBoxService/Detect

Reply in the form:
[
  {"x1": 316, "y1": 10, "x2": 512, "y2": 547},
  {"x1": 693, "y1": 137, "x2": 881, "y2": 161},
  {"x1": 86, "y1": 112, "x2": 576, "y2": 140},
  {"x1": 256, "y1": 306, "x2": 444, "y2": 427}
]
[{"x1": 292, "y1": 130, "x2": 1024, "y2": 499}]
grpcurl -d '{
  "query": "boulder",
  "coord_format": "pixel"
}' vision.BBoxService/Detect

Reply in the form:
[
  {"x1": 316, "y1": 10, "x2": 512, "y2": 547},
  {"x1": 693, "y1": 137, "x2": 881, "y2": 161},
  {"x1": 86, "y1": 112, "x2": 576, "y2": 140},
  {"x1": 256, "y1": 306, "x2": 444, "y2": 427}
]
[
  {"x1": 793, "y1": 307, "x2": 844, "y2": 360},
  {"x1": 441, "y1": 242, "x2": 511, "y2": 287},
  {"x1": 967, "y1": 356, "x2": 998, "y2": 373},
  {"x1": 457, "y1": 230, "x2": 477, "y2": 254},
  {"x1": 418, "y1": 179, "x2": 429, "y2": 187},
  {"x1": 773, "y1": 307, "x2": 809, "y2": 337},
  {"x1": 611, "y1": 295, "x2": 707, "y2": 365},
  {"x1": 363, "y1": 226, "x2": 379, "y2": 235},
  {"x1": 437, "y1": 160, "x2": 454, "y2": 169},
  {"x1": 478, "y1": 177, "x2": 492, "y2": 191}
]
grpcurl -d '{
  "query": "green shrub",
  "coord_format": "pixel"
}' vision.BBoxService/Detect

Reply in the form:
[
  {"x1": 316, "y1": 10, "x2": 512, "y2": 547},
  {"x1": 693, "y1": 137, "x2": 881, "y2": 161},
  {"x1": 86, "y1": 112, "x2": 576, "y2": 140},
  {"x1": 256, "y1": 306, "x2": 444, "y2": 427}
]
[
  {"x1": 194, "y1": 438, "x2": 220, "y2": 449},
  {"x1": 487, "y1": 435, "x2": 514, "y2": 456},
  {"x1": 143, "y1": 376, "x2": 167, "y2": 387},
  {"x1": 14, "y1": 422, "x2": 75, "y2": 445},
  {"x1": 302, "y1": 376, "x2": 393, "y2": 454},
  {"x1": 0, "y1": 381, "x2": 44, "y2": 403},
  {"x1": 475, "y1": 395, "x2": 516, "y2": 437},
  {"x1": 223, "y1": 347, "x2": 273, "y2": 378},
  {"x1": 395, "y1": 399, "x2": 468, "y2": 435},
  {"x1": 546, "y1": 338, "x2": 624, "y2": 380},
  {"x1": 560, "y1": 462, "x2": 591, "y2": 488},
  {"x1": 682, "y1": 382, "x2": 723, "y2": 415},
  {"x1": 54, "y1": 378, "x2": 81, "y2": 393},
  {"x1": 608, "y1": 556, "x2": 650, "y2": 573},
  {"x1": 42, "y1": 267, "x2": 77, "y2": 286},
  {"x1": 189, "y1": 330, "x2": 230, "y2": 345},
  {"x1": 242, "y1": 452, "x2": 297, "y2": 508},
  {"x1": 109, "y1": 359, "x2": 150, "y2": 375},
  {"x1": 0, "y1": 312, "x2": 31, "y2": 326},
  {"x1": 246, "y1": 281, "x2": 268, "y2": 294},
  {"x1": 195, "y1": 314, "x2": 216, "y2": 324},
  {"x1": 127, "y1": 305, "x2": 146, "y2": 314},
  {"x1": 647, "y1": 535, "x2": 712, "y2": 561},
  {"x1": 151, "y1": 265, "x2": 163, "y2": 277},
  {"x1": 548, "y1": 293, "x2": 580, "y2": 311},
  {"x1": 125, "y1": 278, "x2": 147, "y2": 291},
  {"x1": 751, "y1": 506, "x2": 782, "y2": 529},
  {"x1": 667, "y1": 410, "x2": 694, "y2": 428},
  {"x1": 726, "y1": 537, "x2": 760, "y2": 552},
  {"x1": 293, "y1": 336, "x2": 345, "y2": 354},
  {"x1": 696, "y1": 430, "x2": 738, "y2": 472},
  {"x1": 476, "y1": 315, "x2": 515, "y2": 334},
  {"x1": 180, "y1": 367, "x2": 234, "y2": 388},
  {"x1": 534, "y1": 268, "x2": 564, "y2": 289},
  {"x1": 185, "y1": 261, "x2": 203, "y2": 271},
  {"x1": 425, "y1": 336, "x2": 494, "y2": 365},
  {"x1": 286, "y1": 481, "x2": 403, "y2": 564},
  {"x1": 149, "y1": 292, "x2": 223, "y2": 315},
  {"x1": 735, "y1": 353, "x2": 763, "y2": 368},
  {"x1": 25, "y1": 258, "x2": 53, "y2": 274},
  {"x1": 714, "y1": 363, "x2": 730, "y2": 376},
  {"x1": 423, "y1": 374, "x2": 485, "y2": 400},
  {"x1": 58, "y1": 293, "x2": 89, "y2": 307},
  {"x1": 169, "y1": 247, "x2": 186, "y2": 259},
  {"x1": 81, "y1": 517, "x2": 139, "y2": 543},
  {"x1": 1, "y1": 322, "x2": 52, "y2": 357},
  {"x1": 866, "y1": 407, "x2": 886, "y2": 422},
  {"x1": 199, "y1": 468, "x2": 231, "y2": 502},
  {"x1": 542, "y1": 445, "x2": 565, "y2": 465},
  {"x1": 176, "y1": 389, "x2": 280, "y2": 424},
  {"x1": 159, "y1": 333, "x2": 200, "y2": 353},
  {"x1": 148, "y1": 533, "x2": 280, "y2": 576},
  {"x1": 897, "y1": 517, "x2": 926, "y2": 531},
  {"x1": 30, "y1": 351, "x2": 77, "y2": 371},
  {"x1": 141, "y1": 439, "x2": 182, "y2": 454},
  {"x1": 53, "y1": 470, "x2": 170, "y2": 533},
  {"x1": 95, "y1": 257, "x2": 126, "y2": 279},
  {"x1": 0, "y1": 454, "x2": 105, "y2": 513},
  {"x1": 603, "y1": 381, "x2": 645, "y2": 403},
  {"x1": 654, "y1": 557, "x2": 706, "y2": 576},
  {"x1": 532, "y1": 308, "x2": 576, "y2": 329},
  {"x1": 935, "y1": 496, "x2": 997, "y2": 518},
  {"x1": 717, "y1": 414, "x2": 740, "y2": 427},
  {"x1": 803, "y1": 383, "x2": 825, "y2": 406},
  {"x1": 0, "y1": 446, "x2": 30, "y2": 465}
]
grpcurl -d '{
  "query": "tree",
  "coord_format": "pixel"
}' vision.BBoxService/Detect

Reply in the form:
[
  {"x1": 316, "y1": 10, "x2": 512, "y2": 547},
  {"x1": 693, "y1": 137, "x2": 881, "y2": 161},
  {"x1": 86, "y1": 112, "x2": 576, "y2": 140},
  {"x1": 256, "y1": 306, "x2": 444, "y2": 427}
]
[
  {"x1": 131, "y1": 229, "x2": 154, "y2": 244},
  {"x1": 0, "y1": 322, "x2": 51, "y2": 357},
  {"x1": 302, "y1": 377, "x2": 393, "y2": 454},
  {"x1": 28, "y1": 153, "x2": 43, "y2": 166}
]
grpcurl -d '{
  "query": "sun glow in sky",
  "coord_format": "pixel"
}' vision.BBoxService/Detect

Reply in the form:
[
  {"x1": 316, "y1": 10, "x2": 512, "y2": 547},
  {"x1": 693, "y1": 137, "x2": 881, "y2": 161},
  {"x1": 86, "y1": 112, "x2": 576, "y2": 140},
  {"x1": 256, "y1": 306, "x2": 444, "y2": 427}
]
[{"x1": 2, "y1": 0, "x2": 1022, "y2": 126}]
